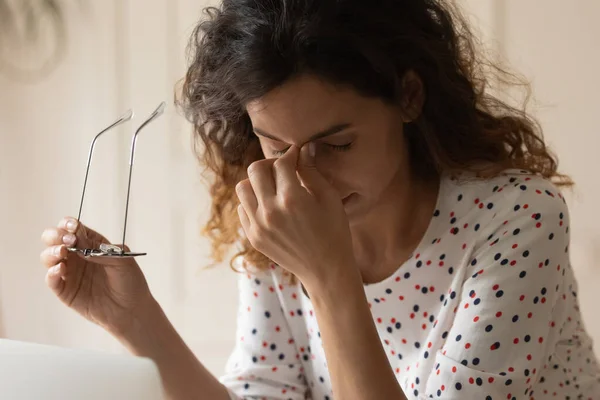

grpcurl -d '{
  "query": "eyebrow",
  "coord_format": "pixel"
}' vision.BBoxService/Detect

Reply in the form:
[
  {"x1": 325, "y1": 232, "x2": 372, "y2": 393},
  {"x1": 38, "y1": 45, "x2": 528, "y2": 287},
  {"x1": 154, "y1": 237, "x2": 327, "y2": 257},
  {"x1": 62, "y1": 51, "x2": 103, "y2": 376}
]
[{"x1": 253, "y1": 123, "x2": 353, "y2": 143}]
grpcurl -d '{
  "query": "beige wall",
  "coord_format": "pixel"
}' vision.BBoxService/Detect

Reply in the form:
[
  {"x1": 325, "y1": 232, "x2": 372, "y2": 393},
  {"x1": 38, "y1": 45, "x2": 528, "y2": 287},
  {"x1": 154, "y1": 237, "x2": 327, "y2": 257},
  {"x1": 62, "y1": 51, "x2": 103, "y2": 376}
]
[
  {"x1": 0, "y1": 0, "x2": 598, "y2": 377},
  {"x1": 464, "y1": 0, "x2": 600, "y2": 349}
]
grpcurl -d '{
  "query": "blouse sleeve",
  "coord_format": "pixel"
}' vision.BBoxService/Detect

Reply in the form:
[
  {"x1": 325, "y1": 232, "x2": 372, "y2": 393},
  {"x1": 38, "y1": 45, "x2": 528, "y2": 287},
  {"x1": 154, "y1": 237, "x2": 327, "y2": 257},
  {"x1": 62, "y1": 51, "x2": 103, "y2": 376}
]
[
  {"x1": 423, "y1": 181, "x2": 570, "y2": 399},
  {"x1": 219, "y1": 262, "x2": 308, "y2": 400}
]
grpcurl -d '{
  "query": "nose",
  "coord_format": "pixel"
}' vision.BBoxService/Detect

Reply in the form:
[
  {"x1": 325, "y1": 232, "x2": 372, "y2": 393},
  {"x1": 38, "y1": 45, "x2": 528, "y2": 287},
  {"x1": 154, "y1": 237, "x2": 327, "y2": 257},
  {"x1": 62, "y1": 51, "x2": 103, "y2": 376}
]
[{"x1": 316, "y1": 168, "x2": 345, "y2": 197}]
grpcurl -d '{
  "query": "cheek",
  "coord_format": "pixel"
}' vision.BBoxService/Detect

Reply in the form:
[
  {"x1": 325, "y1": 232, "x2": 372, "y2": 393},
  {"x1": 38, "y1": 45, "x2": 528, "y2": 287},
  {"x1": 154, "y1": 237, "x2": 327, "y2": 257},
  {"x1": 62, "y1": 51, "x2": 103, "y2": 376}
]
[
  {"x1": 351, "y1": 144, "x2": 406, "y2": 194},
  {"x1": 317, "y1": 149, "x2": 375, "y2": 190}
]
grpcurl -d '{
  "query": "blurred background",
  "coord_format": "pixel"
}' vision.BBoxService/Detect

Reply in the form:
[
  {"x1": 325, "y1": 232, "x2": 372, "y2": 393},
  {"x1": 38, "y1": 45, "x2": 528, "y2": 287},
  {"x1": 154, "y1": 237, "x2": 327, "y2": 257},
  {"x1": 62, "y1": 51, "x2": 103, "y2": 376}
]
[{"x1": 0, "y1": 0, "x2": 598, "y2": 377}]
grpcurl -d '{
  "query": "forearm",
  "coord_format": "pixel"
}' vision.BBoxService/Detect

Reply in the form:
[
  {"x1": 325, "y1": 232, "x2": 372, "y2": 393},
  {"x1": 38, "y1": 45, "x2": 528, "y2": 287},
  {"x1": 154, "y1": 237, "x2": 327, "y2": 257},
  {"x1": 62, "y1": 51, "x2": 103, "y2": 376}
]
[
  {"x1": 306, "y1": 270, "x2": 407, "y2": 400},
  {"x1": 115, "y1": 298, "x2": 232, "y2": 400}
]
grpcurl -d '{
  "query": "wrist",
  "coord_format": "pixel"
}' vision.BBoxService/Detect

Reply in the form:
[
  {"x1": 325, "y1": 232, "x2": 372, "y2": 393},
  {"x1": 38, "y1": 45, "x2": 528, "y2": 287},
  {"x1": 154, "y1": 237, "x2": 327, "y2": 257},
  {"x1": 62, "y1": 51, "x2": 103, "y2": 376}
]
[
  {"x1": 111, "y1": 297, "x2": 166, "y2": 352},
  {"x1": 303, "y1": 262, "x2": 364, "y2": 305}
]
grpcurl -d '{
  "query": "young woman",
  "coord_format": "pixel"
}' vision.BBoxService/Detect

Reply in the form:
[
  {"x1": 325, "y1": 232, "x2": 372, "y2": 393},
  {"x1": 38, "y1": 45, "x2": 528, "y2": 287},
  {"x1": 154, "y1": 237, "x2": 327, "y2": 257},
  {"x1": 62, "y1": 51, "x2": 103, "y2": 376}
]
[{"x1": 40, "y1": 0, "x2": 600, "y2": 399}]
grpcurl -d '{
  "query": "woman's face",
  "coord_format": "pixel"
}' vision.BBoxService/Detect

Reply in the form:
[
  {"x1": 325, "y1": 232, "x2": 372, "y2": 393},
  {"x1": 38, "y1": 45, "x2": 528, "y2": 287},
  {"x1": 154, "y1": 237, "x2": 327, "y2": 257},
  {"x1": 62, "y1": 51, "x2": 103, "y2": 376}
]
[{"x1": 245, "y1": 74, "x2": 415, "y2": 221}]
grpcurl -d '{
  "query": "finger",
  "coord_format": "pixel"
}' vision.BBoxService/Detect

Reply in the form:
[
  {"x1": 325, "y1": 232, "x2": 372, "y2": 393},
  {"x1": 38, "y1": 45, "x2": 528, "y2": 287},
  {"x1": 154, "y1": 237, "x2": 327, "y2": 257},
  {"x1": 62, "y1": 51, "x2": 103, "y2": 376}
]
[
  {"x1": 236, "y1": 179, "x2": 259, "y2": 216},
  {"x1": 59, "y1": 216, "x2": 109, "y2": 243},
  {"x1": 41, "y1": 228, "x2": 77, "y2": 247},
  {"x1": 40, "y1": 245, "x2": 67, "y2": 268},
  {"x1": 273, "y1": 145, "x2": 302, "y2": 194},
  {"x1": 45, "y1": 262, "x2": 66, "y2": 295},
  {"x1": 59, "y1": 217, "x2": 110, "y2": 249},
  {"x1": 58, "y1": 217, "x2": 80, "y2": 234},
  {"x1": 247, "y1": 159, "x2": 276, "y2": 205},
  {"x1": 73, "y1": 244, "x2": 136, "y2": 267},
  {"x1": 298, "y1": 142, "x2": 316, "y2": 168},
  {"x1": 237, "y1": 204, "x2": 251, "y2": 235},
  {"x1": 296, "y1": 142, "x2": 330, "y2": 197}
]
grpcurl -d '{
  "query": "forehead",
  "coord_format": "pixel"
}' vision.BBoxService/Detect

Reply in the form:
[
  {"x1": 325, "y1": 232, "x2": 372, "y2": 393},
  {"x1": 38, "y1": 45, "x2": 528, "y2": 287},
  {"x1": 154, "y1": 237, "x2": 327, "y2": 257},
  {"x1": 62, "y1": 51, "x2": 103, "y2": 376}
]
[{"x1": 245, "y1": 75, "x2": 365, "y2": 134}]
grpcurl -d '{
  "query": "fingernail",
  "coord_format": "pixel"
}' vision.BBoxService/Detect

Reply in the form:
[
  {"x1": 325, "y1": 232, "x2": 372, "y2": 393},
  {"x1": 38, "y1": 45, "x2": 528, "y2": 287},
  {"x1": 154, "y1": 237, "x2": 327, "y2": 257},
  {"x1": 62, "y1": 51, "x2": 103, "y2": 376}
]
[
  {"x1": 66, "y1": 219, "x2": 77, "y2": 232},
  {"x1": 308, "y1": 142, "x2": 316, "y2": 158},
  {"x1": 54, "y1": 246, "x2": 62, "y2": 256},
  {"x1": 63, "y1": 234, "x2": 76, "y2": 245},
  {"x1": 51, "y1": 264, "x2": 62, "y2": 275}
]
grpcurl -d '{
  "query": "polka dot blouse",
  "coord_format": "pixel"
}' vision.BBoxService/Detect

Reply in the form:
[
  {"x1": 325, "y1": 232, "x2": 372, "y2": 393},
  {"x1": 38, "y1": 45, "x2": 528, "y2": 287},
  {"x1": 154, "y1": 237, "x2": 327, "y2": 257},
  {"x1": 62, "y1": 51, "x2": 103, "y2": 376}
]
[{"x1": 220, "y1": 170, "x2": 600, "y2": 399}]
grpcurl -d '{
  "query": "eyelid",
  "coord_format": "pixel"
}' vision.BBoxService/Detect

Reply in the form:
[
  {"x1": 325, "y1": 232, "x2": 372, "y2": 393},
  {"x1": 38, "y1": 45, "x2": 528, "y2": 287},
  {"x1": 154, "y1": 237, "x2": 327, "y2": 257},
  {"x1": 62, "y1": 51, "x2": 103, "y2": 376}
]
[{"x1": 271, "y1": 141, "x2": 353, "y2": 156}]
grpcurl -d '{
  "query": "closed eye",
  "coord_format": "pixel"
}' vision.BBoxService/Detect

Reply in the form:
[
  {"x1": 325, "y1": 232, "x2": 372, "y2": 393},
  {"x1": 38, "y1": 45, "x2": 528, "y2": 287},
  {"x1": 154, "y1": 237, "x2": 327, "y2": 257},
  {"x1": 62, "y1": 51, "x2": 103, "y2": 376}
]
[{"x1": 271, "y1": 142, "x2": 353, "y2": 157}]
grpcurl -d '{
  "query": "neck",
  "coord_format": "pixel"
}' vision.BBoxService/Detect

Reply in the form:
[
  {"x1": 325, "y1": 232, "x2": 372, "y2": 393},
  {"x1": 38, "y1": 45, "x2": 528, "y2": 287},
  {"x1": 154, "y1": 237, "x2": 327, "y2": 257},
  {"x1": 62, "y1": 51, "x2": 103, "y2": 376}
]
[{"x1": 350, "y1": 170, "x2": 440, "y2": 284}]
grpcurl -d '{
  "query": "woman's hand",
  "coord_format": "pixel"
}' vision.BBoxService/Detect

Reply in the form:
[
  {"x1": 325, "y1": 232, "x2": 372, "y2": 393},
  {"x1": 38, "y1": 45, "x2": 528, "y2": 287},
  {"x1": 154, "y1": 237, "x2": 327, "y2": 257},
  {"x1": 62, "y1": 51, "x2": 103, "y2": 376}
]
[
  {"x1": 40, "y1": 218, "x2": 155, "y2": 337},
  {"x1": 235, "y1": 143, "x2": 357, "y2": 288}
]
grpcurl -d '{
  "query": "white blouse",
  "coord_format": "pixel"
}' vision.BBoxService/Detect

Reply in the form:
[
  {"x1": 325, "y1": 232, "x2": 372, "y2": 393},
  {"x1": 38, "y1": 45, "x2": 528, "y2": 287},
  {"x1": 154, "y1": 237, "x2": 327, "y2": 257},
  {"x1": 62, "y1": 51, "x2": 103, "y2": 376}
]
[{"x1": 220, "y1": 171, "x2": 600, "y2": 399}]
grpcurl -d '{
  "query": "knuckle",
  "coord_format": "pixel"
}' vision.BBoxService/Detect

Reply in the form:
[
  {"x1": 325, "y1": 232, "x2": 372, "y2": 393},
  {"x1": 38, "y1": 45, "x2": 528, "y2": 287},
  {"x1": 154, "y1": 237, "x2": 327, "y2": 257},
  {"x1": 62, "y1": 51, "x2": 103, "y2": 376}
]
[
  {"x1": 249, "y1": 228, "x2": 267, "y2": 250},
  {"x1": 273, "y1": 158, "x2": 285, "y2": 169},
  {"x1": 261, "y1": 207, "x2": 279, "y2": 226},
  {"x1": 280, "y1": 193, "x2": 296, "y2": 210},
  {"x1": 55, "y1": 245, "x2": 64, "y2": 258},
  {"x1": 236, "y1": 179, "x2": 250, "y2": 194},
  {"x1": 39, "y1": 251, "x2": 47, "y2": 265},
  {"x1": 40, "y1": 247, "x2": 55, "y2": 265},
  {"x1": 41, "y1": 228, "x2": 51, "y2": 243},
  {"x1": 247, "y1": 159, "x2": 272, "y2": 177},
  {"x1": 247, "y1": 163, "x2": 260, "y2": 178}
]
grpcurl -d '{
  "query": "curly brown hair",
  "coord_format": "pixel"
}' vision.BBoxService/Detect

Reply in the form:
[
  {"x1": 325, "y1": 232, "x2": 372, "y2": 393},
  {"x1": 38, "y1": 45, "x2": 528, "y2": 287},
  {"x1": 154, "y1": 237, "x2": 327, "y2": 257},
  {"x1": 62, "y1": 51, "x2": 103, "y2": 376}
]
[{"x1": 176, "y1": 0, "x2": 571, "y2": 273}]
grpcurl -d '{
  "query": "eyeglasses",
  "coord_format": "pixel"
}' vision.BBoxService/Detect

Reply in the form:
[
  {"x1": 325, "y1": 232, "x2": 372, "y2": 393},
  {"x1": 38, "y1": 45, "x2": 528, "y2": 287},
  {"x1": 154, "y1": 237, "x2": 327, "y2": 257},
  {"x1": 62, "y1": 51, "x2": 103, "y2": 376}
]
[{"x1": 66, "y1": 102, "x2": 166, "y2": 259}]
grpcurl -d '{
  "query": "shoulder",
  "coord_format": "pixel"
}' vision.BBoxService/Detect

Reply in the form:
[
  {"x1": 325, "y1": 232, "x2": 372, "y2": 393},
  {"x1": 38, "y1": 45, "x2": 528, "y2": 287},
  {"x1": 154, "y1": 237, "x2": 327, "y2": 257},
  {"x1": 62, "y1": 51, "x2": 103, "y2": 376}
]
[
  {"x1": 434, "y1": 170, "x2": 570, "y2": 279},
  {"x1": 452, "y1": 172, "x2": 571, "y2": 281},
  {"x1": 442, "y1": 169, "x2": 569, "y2": 233}
]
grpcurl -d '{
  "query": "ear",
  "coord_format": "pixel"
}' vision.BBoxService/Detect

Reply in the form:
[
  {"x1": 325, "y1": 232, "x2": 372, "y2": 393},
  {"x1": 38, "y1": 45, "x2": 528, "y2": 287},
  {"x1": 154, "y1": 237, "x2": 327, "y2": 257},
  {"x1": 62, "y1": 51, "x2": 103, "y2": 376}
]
[{"x1": 399, "y1": 69, "x2": 425, "y2": 123}]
